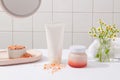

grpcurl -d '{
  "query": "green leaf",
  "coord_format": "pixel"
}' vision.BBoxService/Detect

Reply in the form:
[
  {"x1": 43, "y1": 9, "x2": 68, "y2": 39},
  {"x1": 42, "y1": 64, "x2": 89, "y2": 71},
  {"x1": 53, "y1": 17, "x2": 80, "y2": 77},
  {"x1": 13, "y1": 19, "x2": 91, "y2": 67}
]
[
  {"x1": 95, "y1": 53, "x2": 99, "y2": 58},
  {"x1": 105, "y1": 49, "x2": 110, "y2": 54}
]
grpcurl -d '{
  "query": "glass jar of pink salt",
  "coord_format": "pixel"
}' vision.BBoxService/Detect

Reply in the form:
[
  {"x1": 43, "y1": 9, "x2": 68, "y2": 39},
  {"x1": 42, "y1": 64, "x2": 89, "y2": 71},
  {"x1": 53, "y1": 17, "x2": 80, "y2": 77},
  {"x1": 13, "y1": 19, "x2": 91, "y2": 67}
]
[{"x1": 68, "y1": 45, "x2": 87, "y2": 68}]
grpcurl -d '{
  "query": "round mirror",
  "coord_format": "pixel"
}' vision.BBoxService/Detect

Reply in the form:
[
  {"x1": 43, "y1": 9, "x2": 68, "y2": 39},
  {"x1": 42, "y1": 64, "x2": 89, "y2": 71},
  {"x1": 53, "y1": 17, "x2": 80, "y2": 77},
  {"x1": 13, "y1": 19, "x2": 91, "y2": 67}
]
[{"x1": 1, "y1": 0, "x2": 41, "y2": 17}]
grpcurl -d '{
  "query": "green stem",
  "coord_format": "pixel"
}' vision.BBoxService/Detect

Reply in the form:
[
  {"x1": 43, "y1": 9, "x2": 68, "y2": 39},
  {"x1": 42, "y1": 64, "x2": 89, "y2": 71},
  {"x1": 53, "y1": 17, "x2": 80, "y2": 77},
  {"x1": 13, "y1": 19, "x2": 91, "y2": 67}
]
[
  {"x1": 98, "y1": 39, "x2": 103, "y2": 62},
  {"x1": 107, "y1": 54, "x2": 110, "y2": 62},
  {"x1": 97, "y1": 39, "x2": 111, "y2": 62},
  {"x1": 99, "y1": 53, "x2": 102, "y2": 62}
]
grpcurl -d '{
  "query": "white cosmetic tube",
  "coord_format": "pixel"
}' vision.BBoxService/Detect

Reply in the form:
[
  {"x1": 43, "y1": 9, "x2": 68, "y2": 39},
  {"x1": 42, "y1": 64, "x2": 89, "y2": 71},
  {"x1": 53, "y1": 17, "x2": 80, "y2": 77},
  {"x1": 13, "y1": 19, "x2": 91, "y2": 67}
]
[{"x1": 45, "y1": 24, "x2": 64, "y2": 64}]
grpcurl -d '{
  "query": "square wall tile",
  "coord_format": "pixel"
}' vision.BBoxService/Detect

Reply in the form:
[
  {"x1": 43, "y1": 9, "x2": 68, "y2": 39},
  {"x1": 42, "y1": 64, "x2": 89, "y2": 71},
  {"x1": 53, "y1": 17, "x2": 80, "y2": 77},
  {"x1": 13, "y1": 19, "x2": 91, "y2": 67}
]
[
  {"x1": 37, "y1": 0, "x2": 52, "y2": 12},
  {"x1": 73, "y1": 33, "x2": 93, "y2": 47},
  {"x1": 13, "y1": 32, "x2": 32, "y2": 49},
  {"x1": 33, "y1": 32, "x2": 72, "y2": 49},
  {"x1": 93, "y1": 13, "x2": 113, "y2": 27},
  {"x1": 33, "y1": 32, "x2": 47, "y2": 49},
  {"x1": 73, "y1": 13, "x2": 92, "y2": 32},
  {"x1": 53, "y1": 0, "x2": 72, "y2": 12},
  {"x1": 63, "y1": 33, "x2": 72, "y2": 49},
  {"x1": 114, "y1": 0, "x2": 120, "y2": 12},
  {"x1": 0, "y1": 12, "x2": 12, "y2": 31},
  {"x1": 94, "y1": 0, "x2": 113, "y2": 12},
  {"x1": 73, "y1": 0, "x2": 93, "y2": 12},
  {"x1": 0, "y1": 32, "x2": 12, "y2": 49},
  {"x1": 53, "y1": 13, "x2": 72, "y2": 32},
  {"x1": 33, "y1": 13, "x2": 52, "y2": 31},
  {"x1": 13, "y1": 16, "x2": 32, "y2": 31},
  {"x1": 114, "y1": 13, "x2": 120, "y2": 29}
]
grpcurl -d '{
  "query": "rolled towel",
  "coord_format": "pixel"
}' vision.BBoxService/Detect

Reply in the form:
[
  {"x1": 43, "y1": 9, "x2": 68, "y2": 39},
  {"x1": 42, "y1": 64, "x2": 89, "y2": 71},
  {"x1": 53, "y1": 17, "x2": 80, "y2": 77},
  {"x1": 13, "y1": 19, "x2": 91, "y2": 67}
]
[
  {"x1": 112, "y1": 38, "x2": 120, "y2": 58},
  {"x1": 86, "y1": 39, "x2": 100, "y2": 58},
  {"x1": 86, "y1": 38, "x2": 120, "y2": 58}
]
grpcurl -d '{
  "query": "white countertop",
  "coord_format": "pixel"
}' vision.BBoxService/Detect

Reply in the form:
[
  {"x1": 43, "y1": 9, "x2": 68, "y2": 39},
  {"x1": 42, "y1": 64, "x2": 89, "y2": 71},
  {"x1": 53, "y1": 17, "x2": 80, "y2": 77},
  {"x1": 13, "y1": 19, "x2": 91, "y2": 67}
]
[{"x1": 0, "y1": 49, "x2": 120, "y2": 80}]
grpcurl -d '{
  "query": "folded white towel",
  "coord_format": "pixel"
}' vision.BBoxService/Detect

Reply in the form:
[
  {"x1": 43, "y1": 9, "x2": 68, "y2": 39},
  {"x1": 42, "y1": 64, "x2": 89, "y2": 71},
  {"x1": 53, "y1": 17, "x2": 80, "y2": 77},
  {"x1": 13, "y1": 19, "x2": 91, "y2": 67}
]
[{"x1": 86, "y1": 38, "x2": 120, "y2": 58}]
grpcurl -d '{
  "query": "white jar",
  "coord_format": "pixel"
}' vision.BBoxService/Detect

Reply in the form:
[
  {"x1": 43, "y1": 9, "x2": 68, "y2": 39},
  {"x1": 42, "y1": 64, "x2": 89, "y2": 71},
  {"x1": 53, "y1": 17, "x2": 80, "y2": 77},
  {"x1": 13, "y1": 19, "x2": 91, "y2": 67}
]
[{"x1": 68, "y1": 45, "x2": 87, "y2": 68}]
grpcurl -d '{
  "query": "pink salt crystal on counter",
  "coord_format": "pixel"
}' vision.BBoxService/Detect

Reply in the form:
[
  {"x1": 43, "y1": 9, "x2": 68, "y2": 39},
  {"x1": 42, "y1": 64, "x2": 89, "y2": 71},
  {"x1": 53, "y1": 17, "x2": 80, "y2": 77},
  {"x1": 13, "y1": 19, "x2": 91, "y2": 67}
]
[{"x1": 43, "y1": 64, "x2": 66, "y2": 74}]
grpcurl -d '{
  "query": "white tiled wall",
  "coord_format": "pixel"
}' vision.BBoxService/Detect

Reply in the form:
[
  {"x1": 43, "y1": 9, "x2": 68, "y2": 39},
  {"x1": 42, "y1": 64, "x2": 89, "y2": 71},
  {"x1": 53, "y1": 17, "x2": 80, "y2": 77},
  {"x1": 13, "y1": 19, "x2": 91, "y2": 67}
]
[
  {"x1": 53, "y1": 0, "x2": 72, "y2": 12},
  {"x1": 13, "y1": 17, "x2": 33, "y2": 31},
  {"x1": 13, "y1": 32, "x2": 33, "y2": 49},
  {"x1": 53, "y1": 13, "x2": 72, "y2": 32},
  {"x1": 33, "y1": 13, "x2": 52, "y2": 31},
  {"x1": 73, "y1": 0, "x2": 93, "y2": 12},
  {"x1": 93, "y1": 0, "x2": 113, "y2": 12},
  {"x1": 73, "y1": 13, "x2": 92, "y2": 32},
  {"x1": 0, "y1": 0, "x2": 120, "y2": 49}
]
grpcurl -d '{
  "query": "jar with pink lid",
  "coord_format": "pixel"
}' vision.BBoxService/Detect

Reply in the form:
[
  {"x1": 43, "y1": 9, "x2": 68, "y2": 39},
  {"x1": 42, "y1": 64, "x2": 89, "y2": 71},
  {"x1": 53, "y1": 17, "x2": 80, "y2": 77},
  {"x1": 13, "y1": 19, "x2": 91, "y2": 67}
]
[{"x1": 68, "y1": 45, "x2": 87, "y2": 68}]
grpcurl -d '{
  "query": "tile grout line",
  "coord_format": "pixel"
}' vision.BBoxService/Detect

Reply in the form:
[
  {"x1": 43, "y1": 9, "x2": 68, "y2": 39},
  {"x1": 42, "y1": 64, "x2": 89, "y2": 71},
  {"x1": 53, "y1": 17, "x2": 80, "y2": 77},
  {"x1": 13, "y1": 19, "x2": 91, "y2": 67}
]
[
  {"x1": 113, "y1": 0, "x2": 114, "y2": 24},
  {"x1": 72, "y1": 0, "x2": 73, "y2": 45},
  {"x1": 20, "y1": 11, "x2": 120, "y2": 13},
  {"x1": 91, "y1": 0, "x2": 94, "y2": 41},
  {"x1": 52, "y1": 0, "x2": 53, "y2": 23},
  {"x1": 0, "y1": 11, "x2": 120, "y2": 13},
  {"x1": 32, "y1": 16, "x2": 34, "y2": 49},
  {"x1": 32, "y1": 11, "x2": 120, "y2": 13},
  {"x1": 92, "y1": 0, "x2": 94, "y2": 27},
  {"x1": 0, "y1": 11, "x2": 118, "y2": 13},
  {"x1": 0, "y1": 31, "x2": 89, "y2": 33},
  {"x1": 12, "y1": 17, "x2": 14, "y2": 45}
]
